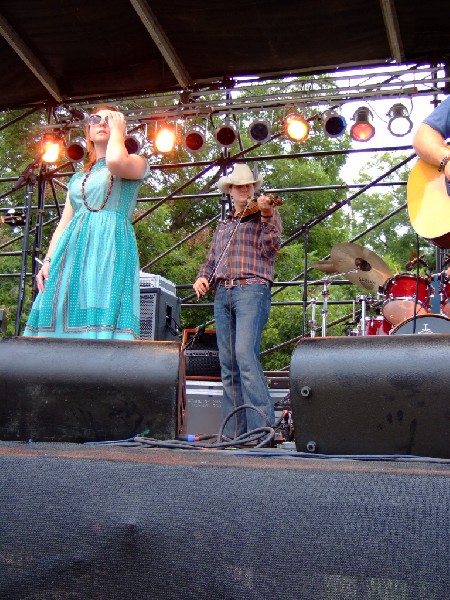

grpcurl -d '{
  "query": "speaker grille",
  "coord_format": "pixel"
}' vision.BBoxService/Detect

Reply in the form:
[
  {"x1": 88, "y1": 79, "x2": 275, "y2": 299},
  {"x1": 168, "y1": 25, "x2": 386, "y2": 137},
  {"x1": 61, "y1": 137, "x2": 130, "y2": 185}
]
[{"x1": 140, "y1": 290, "x2": 157, "y2": 339}]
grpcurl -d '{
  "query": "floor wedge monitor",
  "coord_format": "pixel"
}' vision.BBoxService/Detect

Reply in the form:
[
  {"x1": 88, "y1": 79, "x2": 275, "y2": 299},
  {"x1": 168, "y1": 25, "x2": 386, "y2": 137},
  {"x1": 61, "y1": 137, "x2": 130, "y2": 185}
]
[
  {"x1": 0, "y1": 336, "x2": 183, "y2": 443},
  {"x1": 290, "y1": 334, "x2": 450, "y2": 459}
]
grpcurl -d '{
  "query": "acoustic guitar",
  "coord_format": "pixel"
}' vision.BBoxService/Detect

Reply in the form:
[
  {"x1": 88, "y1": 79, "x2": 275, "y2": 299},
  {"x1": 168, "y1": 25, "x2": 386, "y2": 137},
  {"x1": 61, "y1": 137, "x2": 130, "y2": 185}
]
[{"x1": 407, "y1": 158, "x2": 450, "y2": 249}]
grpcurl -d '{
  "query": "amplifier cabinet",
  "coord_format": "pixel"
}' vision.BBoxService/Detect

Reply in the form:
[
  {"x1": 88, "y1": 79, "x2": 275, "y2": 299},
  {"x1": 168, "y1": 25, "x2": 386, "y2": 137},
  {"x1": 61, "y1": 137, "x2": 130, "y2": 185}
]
[
  {"x1": 182, "y1": 328, "x2": 221, "y2": 377},
  {"x1": 140, "y1": 287, "x2": 181, "y2": 341}
]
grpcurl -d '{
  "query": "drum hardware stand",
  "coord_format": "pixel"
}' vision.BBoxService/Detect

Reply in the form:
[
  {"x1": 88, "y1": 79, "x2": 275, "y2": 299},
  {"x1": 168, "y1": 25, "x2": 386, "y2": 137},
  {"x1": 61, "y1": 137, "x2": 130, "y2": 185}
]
[
  {"x1": 356, "y1": 295, "x2": 368, "y2": 336},
  {"x1": 321, "y1": 277, "x2": 330, "y2": 337},
  {"x1": 433, "y1": 254, "x2": 450, "y2": 315},
  {"x1": 319, "y1": 273, "x2": 344, "y2": 337},
  {"x1": 429, "y1": 273, "x2": 443, "y2": 314},
  {"x1": 309, "y1": 297, "x2": 317, "y2": 338}
]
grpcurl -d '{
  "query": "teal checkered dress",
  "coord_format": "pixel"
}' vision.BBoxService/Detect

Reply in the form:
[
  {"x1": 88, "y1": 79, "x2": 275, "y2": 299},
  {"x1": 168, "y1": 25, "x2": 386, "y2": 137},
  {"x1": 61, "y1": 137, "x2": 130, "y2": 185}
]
[{"x1": 23, "y1": 158, "x2": 148, "y2": 339}]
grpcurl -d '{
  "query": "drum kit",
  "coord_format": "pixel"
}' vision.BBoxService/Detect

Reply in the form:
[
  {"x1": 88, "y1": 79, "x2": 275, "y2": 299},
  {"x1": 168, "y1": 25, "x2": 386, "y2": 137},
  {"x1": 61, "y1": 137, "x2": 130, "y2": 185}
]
[{"x1": 311, "y1": 242, "x2": 450, "y2": 336}]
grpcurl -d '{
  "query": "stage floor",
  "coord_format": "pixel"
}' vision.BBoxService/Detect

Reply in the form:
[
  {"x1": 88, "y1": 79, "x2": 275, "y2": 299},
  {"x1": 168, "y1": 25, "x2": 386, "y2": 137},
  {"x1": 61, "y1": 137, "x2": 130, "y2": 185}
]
[{"x1": 1, "y1": 442, "x2": 449, "y2": 600}]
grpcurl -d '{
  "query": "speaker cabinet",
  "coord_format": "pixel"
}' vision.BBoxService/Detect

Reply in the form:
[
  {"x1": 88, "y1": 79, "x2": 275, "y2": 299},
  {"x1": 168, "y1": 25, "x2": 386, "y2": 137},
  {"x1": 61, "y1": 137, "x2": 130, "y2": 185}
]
[
  {"x1": 0, "y1": 336, "x2": 184, "y2": 443},
  {"x1": 140, "y1": 287, "x2": 181, "y2": 341},
  {"x1": 289, "y1": 335, "x2": 450, "y2": 458}
]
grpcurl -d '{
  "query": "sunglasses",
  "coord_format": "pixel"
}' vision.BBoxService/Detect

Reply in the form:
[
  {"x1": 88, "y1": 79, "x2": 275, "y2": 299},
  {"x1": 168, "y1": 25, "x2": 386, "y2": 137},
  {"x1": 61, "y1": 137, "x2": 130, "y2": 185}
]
[{"x1": 88, "y1": 114, "x2": 109, "y2": 126}]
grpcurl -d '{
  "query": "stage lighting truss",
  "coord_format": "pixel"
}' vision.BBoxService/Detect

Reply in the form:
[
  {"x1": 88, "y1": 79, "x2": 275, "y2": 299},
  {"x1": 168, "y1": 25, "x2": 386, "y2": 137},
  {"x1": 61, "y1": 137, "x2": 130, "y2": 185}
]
[
  {"x1": 350, "y1": 106, "x2": 375, "y2": 142},
  {"x1": 321, "y1": 109, "x2": 347, "y2": 138},
  {"x1": 40, "y1": 132, "x2": 63, "y2": 164},
  {"x1": 214, "y1": 119, "x2": 239, "y2": 148},
  {"x1": 183, "y1": 125, "x2": 206, "y2": 153},
  {"x1": 284, "y1": 113, "x2": 309, "y2": 142},
  {"x1": 387, "y1": 103, "x2": 413, "y2": 137},
  {"x1": 248, "y1": 118, "x2": 272, "y2": 144}
]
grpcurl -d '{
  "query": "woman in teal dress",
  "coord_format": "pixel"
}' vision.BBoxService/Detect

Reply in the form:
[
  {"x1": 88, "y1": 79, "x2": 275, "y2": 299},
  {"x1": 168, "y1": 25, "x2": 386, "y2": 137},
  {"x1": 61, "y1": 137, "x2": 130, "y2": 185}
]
[{"x1": 23, "y1": 105, "x2": 149, "y2": 339}]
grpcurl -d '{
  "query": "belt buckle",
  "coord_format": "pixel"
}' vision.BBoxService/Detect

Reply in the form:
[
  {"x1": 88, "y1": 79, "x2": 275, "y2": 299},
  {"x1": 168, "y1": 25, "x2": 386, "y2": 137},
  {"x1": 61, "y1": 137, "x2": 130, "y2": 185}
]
[{"x1": 224, "y1": 279, "x2": 235, "y2": 288}]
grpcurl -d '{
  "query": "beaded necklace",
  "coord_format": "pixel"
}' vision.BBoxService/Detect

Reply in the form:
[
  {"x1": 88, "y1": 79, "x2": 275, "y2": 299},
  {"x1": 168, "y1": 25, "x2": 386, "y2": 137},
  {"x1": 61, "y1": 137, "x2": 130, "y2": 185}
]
[{"x1": 81, "y1": 162, "x2": 114, "y2": 212}]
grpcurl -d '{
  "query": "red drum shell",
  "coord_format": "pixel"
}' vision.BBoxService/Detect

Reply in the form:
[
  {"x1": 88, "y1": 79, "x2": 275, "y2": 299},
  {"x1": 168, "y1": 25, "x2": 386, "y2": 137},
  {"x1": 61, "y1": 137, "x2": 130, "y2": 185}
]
[
  {"x1": 382, "y1": 273, "x2": 430, "y2": 325},
  {"x1": 365, "y1": 316, "x2": 391, "y2": 336}
]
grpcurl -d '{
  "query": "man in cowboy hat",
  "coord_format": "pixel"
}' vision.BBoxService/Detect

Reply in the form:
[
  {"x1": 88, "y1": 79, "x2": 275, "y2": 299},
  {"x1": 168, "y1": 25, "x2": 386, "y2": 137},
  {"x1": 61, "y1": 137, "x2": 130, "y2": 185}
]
[{"x1": 193, "y1": 163, "x2": 282, "y2": 440}]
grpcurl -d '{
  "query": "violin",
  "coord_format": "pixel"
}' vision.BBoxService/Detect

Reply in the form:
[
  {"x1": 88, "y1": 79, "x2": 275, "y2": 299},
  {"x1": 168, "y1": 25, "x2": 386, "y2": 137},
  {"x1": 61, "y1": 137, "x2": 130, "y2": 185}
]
[{"x1": 236, "y1": 192, "x2": 283, "y2": 220}]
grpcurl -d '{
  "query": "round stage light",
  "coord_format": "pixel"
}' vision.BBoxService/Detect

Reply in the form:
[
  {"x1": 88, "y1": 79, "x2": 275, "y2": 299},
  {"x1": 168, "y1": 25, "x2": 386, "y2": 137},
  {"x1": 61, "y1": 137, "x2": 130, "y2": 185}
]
[
  {"x1": 248, "y1": 119, "x2": 272, "y2": 144},
  {"x1": 154, "y1": 127, "x2": 176, "y2": 153},
  {"x1": 41, "y1": 134, "x2": 62, "y2": 164},
  {"x1": 215, "y1": 120, "x2": 238, "y2": 147},
  {"x1": 284, "y1": 113, "x2": 309, "y2": 142},
  {"x1": 66, "y1": 137, "x2": 87, "y2": 162},
  {"x1": 322, "y1": 110, "x2": 347, "y2": 138},
  {"x1": 350, "y1": 107, "x2": 375, "y2": 142},
  {"x1": 184, "y1": 126, "x2": 206, "y2": 152},
  {"x1": 387, "y1": 103, "x2": 413, "y2": 137},
  {"x1": 125, "y1": 131, "x2": 146, "y2": 154}
]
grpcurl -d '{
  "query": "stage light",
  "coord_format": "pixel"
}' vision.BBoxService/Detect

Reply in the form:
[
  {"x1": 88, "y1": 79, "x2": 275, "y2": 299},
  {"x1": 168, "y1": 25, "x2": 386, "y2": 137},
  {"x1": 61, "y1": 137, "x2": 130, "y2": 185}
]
[
  {"x1": 125, "y1": 131, "x2": 146, "y2": 154},
  {"x1": 248, "y1": 119, "x2": 272, "y2": 144},
  {"x1": 350, "y1": 107, "x2": 375, "y2": 142},
  {"x1": 214, "y1": 120, "x2": 238, "y2": 147},
  {"x1": 284, "y1": 113, "x2": 309, "y2": 142},
  {"x1": 54, "y1": 104, "x2": 89, "y2": 124},
  {"x1": 183, "y1": 125, "x2": 206, "y2": 153},
  {"x1": 41, "y1": 133, "x2": 62, "y2": 164},
  {"x1": 65, "y1": 137, "x2": 86, "y2": 162},
  {"x1": 322, "y1": 110, "x2": 347, "y2": 138},
  {"x1": 154, "y1": 126, "x2": 176, "y2": 153},
  {"x1": 387, "y1": 103, "x2": 413, "y2": 137}
]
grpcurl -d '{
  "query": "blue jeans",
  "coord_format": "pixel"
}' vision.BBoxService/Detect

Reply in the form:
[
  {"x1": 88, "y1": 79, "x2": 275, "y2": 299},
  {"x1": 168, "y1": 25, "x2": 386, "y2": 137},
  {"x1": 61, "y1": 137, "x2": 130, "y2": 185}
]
[{"x1": 214, "y1": 283, "x2": 275, "y2": 438}]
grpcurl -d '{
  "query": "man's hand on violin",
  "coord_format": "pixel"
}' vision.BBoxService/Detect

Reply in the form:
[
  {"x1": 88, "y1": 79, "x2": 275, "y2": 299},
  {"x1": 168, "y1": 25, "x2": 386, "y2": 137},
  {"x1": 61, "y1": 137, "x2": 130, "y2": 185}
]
[
  {"x1": 257, "y1": 194, "x2": 275, "y2": 217},
  {"x1": 193, "y1": 277, "x2": 210, "y2": 298}
]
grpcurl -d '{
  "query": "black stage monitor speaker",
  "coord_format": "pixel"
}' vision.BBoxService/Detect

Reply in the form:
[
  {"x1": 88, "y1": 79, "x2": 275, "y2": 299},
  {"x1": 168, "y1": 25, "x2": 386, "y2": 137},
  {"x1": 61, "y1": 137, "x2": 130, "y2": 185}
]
[
  {"x1": 290, "y1": 335, "x2": 450, "y2": 458},
  {"x1": 0, "y1": 336, "x2": 184, "y2": 443},
  {"x1": 140, "y1": 287, "x2": 181, "y2": 341}
]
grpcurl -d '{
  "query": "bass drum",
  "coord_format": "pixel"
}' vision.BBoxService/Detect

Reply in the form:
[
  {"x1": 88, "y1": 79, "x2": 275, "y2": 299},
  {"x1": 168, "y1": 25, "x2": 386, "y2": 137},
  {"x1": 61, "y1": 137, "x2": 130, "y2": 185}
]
[{"x1": 390, "y1": 314, "x2": 450, "y2": 335}]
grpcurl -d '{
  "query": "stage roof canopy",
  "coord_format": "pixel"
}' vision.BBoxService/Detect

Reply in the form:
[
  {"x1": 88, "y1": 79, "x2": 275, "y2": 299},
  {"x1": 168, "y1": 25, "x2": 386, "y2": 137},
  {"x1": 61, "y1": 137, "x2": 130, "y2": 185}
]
[{"x1": 0, "y1": 0, "x2": 448, "y2": 111}]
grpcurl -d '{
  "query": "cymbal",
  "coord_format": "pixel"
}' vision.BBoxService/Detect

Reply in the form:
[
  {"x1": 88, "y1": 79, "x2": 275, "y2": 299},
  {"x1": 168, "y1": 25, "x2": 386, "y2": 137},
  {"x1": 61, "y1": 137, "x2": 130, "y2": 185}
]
[
  {"x1": 310, "y1": 260, "x2": 337, "y2": 273},
  {"x1": 330, "y1": 242, "x2": 393, "y2": 291}
]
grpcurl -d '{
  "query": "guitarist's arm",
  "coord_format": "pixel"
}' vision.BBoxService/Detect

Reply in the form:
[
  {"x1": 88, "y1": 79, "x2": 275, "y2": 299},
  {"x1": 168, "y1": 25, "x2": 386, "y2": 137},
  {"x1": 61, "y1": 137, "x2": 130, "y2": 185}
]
[{"x1": 412, "y1": 123, "x2": 450, "y2": 178}]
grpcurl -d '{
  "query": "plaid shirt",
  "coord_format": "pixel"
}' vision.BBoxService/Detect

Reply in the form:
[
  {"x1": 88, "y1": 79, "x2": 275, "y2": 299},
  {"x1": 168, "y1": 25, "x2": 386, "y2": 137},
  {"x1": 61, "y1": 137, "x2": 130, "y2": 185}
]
[{"x1": 196, "y1": 209, "x2": 282, "y2": 283}]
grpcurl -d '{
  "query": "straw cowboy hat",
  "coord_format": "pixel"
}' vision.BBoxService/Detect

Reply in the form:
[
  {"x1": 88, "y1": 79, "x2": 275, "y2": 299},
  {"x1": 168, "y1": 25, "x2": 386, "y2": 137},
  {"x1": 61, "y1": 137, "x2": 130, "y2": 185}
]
[{"x1": 217, "y1": 164, "x2": 264, "y2": 194}]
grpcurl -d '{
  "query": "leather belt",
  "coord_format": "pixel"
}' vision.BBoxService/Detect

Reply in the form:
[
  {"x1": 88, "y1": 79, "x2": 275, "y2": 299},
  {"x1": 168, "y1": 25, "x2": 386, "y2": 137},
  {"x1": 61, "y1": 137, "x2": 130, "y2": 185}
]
[{"x1": 216, "y1": 277, "x2": 269, "y2": 288}]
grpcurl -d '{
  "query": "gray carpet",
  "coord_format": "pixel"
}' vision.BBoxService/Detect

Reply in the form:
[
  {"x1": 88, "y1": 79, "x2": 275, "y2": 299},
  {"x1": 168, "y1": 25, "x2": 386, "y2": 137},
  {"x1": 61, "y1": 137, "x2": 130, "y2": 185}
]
[{"x1": 1, "y1": 443, "x2": 449, "y2": 600}]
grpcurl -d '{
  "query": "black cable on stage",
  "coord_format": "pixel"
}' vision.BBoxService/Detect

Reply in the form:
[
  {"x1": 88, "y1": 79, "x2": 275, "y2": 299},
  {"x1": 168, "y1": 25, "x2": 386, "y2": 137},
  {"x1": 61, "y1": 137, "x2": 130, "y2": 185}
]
[{"x1": 84, "y1": 404, "x2": 280, "y2": 450}]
